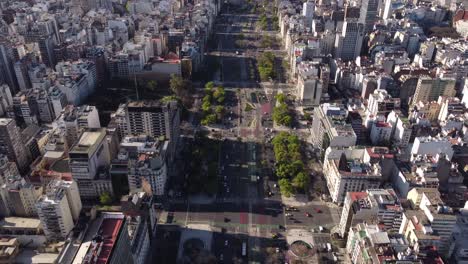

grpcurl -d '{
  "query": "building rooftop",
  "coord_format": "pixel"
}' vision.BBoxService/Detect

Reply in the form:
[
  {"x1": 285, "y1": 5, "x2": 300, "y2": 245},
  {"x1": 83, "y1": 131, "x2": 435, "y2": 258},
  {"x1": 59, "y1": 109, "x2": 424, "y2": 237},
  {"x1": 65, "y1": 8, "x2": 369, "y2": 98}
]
[
  {"x1": 0, "y1": 118, "x2": 13, "y2": 126},
  {"x1": 81, "y1": 213, "x2": 124, "y2": 264},
  {"x1": 0, "y1": 217, "x2": 41, "y2": 230},
  {"x1": 70, "y1": 128, "x2": 106, "y2": 155}
]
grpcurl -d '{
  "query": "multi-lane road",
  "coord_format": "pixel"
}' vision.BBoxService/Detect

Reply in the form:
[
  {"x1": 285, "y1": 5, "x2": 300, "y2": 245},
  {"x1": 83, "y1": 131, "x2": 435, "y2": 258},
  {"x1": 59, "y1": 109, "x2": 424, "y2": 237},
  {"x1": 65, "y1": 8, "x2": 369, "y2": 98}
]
[{"x1": 152, "y1": 2, "x2": 342, "y2": 264}]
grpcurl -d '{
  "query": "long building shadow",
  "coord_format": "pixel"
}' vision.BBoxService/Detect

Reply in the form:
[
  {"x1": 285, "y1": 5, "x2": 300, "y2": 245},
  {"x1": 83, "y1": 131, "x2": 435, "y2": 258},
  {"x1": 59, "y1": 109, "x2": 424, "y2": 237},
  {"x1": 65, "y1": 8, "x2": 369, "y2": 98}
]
[{"x1": 150, "y1": 225, "x2": 289, "y2": 264}]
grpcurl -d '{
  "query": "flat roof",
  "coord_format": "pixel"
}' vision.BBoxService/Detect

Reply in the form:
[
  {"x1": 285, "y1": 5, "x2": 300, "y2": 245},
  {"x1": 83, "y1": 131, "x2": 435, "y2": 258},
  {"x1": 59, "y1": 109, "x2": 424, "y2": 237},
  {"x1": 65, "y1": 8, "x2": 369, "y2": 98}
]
[
  {"x1": 15, "y1": 249, "x2": 59, "y2": 264},
  {"x1": 0, "y1": 217, "x2": 41, "y2": 229},
  {"x1": 0, "y1": 118, "x2": 13, "y2": 126},
  {"x1": 70, "y1": 129, "x2": 106, "y2": 154},
  {"x1": 79, "y1": 131, "x2": 101, "y2": 146}
]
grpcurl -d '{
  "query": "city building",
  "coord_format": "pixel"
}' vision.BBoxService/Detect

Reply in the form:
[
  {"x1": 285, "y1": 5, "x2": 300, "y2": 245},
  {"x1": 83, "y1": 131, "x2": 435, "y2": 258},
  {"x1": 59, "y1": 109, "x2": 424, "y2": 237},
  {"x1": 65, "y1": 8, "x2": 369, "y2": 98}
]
[
  {"x1": 0, "y1": 118, "x2": 31, "y2": 173},
  {"x1": 0, "y1": 154, "x2": 19, "y2": 185},
  {"x1": 73, "y1": 212, "x2": 134, "y2": 264},
  {"x1": 323, "y1": 147, "x2": 382, "y2": 204},
  {"x1": 55, "y1": 60, "x2": 97, "y2": 106},
  {"x1": 121, "y1": 136, "x2": 169, "y2": 196},
  {"x1": 311, "y1": 103, "x2": 357, "y2": 151},
  {"x1": 36, "y1": 186, "x2": 75, "y2": 240},
  {"x1": 123, "y1": 100, "x2": 180, "y2": 141},
  {"x1": 0, "y1": 177, "x2": 43, "y2": 217},
  {"x1": 370, "y1": 121, "x2": 392, "y2": 145},
  {"x1": 46, "y1": 179, "x2": 82, "y2": 221},
  {"x1": 334, "y1": 19, "x2": 364, "y2": 61},
  {"x1": 121, "y1": 192, "x2": 154, "y2": 264},
  {"x1": 410, "y1": 136, "x2": 454, "y2": 162},
  {"x1": 0, "y1": 84, "x2": 13, "y2": 116},
  {"x1": 339, "y1": 189, "x2": 403, "y2": 238},
  {"x1": 402, "y1": 188, "x2": 457, "y2": 256},
  {"x1": 53, "y1": 105, "x2": 101, "y2": 147},
  {"x1": 296, "y1": 61, "x2": 323, "y2": 105},
  {"x1": 411, "y1": 76, "x2": 456, "y2": 106},
  {"x1": 359, "y1": 0, "x2": 379, "y2": 33},
  {"x1": 68, "y1": 128, "x2": 111, "y2": 200}
]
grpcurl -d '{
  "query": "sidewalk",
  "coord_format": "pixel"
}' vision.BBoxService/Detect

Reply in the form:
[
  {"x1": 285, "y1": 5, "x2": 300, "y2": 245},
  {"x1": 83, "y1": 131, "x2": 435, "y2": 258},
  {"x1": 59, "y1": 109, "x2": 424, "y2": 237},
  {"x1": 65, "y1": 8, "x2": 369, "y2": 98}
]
[
  {"x1": 281, "y1": 194, "x2": 314, "y2": 207},
  {"x1": 188, "y1": 194, "x2": 216, "y2": 204}
]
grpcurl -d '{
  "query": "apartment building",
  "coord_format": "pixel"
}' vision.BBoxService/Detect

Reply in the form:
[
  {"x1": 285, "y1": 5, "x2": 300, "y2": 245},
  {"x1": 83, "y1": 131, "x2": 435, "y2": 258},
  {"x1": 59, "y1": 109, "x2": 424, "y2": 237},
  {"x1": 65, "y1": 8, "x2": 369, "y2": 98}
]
[
  {"x1": 53, "y1": 105, "x2": 101, "y2": 147},
  {"x1": 311, "y1": 103, "x2": 356, "y2": 150},
  {"x1": 323, "y1": 147, "x2": 382, "y2": 204},
  {"x1": 0, "y1": 118, "x2": 31, "y2": 174},
  {"x1": 339, "y1": 189, "x2": 403, "y2": 238},
  {"x1": 121, "y1": 136, "x2": 169, "y2": 196},
  {"x1": 36, "y1": 187, "x2": 75, "y2": 240},
  {"x1": 68, "y1": 128, "x2": 111, "y2": 199}
]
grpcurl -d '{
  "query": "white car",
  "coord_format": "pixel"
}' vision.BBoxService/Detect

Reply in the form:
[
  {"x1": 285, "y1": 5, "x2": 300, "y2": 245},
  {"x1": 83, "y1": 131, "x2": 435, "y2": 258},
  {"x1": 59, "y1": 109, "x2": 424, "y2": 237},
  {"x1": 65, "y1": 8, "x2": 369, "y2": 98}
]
[{"x1": 225, "y1": 240, "x2": 229, "y2": 246}]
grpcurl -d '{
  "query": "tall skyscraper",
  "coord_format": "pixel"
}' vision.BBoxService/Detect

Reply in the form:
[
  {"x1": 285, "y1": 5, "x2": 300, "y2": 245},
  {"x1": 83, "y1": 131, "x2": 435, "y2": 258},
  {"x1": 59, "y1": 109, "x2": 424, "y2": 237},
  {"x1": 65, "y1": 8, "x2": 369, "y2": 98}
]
[
  {"x1": 36, "y1": 186, "x2": 75, "y2": 240},
  {"x1": 0, "y1": 118, "x2": 31, "y2": 173},
  {"x1": 123, "y1": 100, "x2": 180, "y2": 141},
  {"x1": 359, "y1": 0, "x2": 379, "y2": 33},
  {"x1": 334, "y1": 19, "x2": 365, "y2": 61},
  {"x1": 0, "y1": 40, "x2": 19, "y2": 92}
]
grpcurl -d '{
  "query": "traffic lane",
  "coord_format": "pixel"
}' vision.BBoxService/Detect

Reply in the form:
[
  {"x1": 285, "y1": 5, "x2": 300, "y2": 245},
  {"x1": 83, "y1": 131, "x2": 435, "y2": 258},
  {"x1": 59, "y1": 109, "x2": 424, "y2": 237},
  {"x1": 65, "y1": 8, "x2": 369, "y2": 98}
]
[
  {"x1": 284, "y1": 204, "x2": 337, "y2": 229},
  {"x1": 212, "y1": 232, "x2": 244, "y2": 264}
]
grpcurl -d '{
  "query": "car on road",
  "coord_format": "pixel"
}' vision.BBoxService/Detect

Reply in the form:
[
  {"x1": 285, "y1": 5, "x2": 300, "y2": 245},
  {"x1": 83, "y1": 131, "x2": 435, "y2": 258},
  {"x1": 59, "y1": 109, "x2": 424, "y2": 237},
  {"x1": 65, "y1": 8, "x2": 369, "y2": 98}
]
[
  {"x1": 220, "y1": 254, "x2": 224, "y2": 261},
  {"x1": 286, "y1": 207, "x2": 299, "y2": 212},
  {"x1": 271, "y1": 233, "x2": 281, "y2": 239},
  {"x1": 315, "y1": 208, "x2": 322, "y2": 213},
  {"x1": 224, "y1": 217, "x2": 230, "y2": 223},
  {"x1": 305, "y1": 212, "x2": 312, "y2": 217},
  {"x1": 225, "y1": 240, "x2": 229, "y2": 246},
  {"x1": 285, "y1": 213, "x2": 293, "y2": 217},
  {"x1": 236, "y1": 51, "x2": 240, "y2": 55}
]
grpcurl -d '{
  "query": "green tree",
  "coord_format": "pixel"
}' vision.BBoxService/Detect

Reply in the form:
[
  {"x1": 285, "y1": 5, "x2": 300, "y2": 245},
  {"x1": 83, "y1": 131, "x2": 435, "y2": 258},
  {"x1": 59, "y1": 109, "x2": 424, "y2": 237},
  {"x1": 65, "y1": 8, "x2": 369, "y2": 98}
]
[
  {"x1": 292, "y1": 172, "x2": 310, "y2": 191},
  {"x1": 99, "y1": 192, "x2": 112, "y2": 205},
  {"x1": 146, "y1": 80, "x2": 157, "y2": 91},
  {"x1": 170, "y1": 74, "x2": 192, "y2": 98},
  {"x1": 215, "y1": 105, "x2": 225, "y2": 116},
  {"x1": 213, "y1": 86, "x2": 225, "y2": 100},
  {"x1": 202, "y1": 101, "x2": 212, "y2": 112},
  {"x1": 201, "y1": 114, "x2": 217, "y2": 125},
  {"x1": 161, "y1": 95, "x2": 179, "y2": 104},
  {"x1": 304, "y1": 112, "x2": 311, "y2": 120},
  {"x1": 278, "y1": 178, "x2": 293, "y2": 197},
  {"x1": 275, "y1": 93, "x2": 286, "y2": 103},
  {"x1": 205, "y1": 81, "x2": 215, "y2": 91}
]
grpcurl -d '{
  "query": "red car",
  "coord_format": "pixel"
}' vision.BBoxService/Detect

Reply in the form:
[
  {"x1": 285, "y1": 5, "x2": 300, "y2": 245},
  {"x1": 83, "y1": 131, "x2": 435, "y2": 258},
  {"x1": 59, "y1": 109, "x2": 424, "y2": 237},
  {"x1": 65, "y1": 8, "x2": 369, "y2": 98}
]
[{"x1": 315, "y1": 208, "x2": 322, "y2": 213}]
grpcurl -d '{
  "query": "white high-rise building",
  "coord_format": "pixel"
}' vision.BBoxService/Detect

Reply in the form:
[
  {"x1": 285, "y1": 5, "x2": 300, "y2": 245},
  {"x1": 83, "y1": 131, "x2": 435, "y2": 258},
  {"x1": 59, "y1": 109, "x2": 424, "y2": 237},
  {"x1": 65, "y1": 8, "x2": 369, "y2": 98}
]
[
  {"x1": 68, "y1": 128, "x2": 111, "y2": 199},
  {"x1": 53, "y1": 105, "x2": 101, "y2": 147},
  {"x1": 120, "y1": 136, "x2": 169, "y2": 196},
  {"x1": 339, "y1": 189, "x2": 403, "y2": 238},
  {"x1": 323, "y1": 147, "x2": 382, "y2": 204},
  {"x1": 36, "y1": 188, "x2": 75, "y2": 240},
  {"x1": 46, "y1": 180, "x2": 82, "y2": 222}
]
